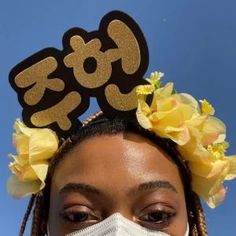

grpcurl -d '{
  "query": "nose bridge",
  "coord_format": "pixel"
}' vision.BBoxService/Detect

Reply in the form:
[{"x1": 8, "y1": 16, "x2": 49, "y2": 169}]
[
  {"x1": 101, "y1": 167, "x2": 143, "y2": 224},
  {"x1": 108, "y1": 204, "x2": 135, "y2": 222},
  {"x1": 103, "y1": 183, "x2": 135, "y2": 222}
]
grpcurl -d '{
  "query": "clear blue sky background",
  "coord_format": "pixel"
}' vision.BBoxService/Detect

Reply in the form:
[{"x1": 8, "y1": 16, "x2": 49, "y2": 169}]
[{"x1": 1, "y1": 1, "x2": 236, "y2": 235}]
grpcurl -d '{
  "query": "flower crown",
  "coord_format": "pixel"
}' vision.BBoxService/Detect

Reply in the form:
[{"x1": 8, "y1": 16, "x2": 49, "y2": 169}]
[
  {"x1": 136, "y1": 72, "x2": 236, "y2": 208},
  {"x1": 7, "y1": 11, "x2": 236, "y2": 208}
]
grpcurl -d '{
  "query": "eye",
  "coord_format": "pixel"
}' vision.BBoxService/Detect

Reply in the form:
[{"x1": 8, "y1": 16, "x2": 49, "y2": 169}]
[
  {"x1": 60, "y1": 205, "x2": 100, "y2": 226},
  {"x1": 140, "y1": 210, "x2": 174, "y2": 223},
  {"x1": 61, "y1": 211, "x2": 98, "y2": 222},
  {"x1": 138, "y1": 205, "x2": 176, "y2": 230}
]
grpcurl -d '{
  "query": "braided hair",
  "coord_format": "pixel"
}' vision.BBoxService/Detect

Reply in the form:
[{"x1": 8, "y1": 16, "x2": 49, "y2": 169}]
[{"x1": 19, "y1": 112, "x2": 208, "y2": 236}]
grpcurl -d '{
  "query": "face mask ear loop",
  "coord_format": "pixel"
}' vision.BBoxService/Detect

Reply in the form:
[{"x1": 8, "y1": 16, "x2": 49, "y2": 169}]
[
  {"x1": 46, "y1": 223, "x2": 50, "y2": 236},
  {"x1": 185, "y1": 223, "x2": 189, "y2": 236}
]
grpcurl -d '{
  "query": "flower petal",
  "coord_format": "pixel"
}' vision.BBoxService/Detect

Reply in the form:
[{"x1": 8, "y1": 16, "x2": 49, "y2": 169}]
[
  {"x1": 31, "y1": 161, "x2": 49, "y2": 183},
  {"x1": 13, "y1": 134, "x2": 29, "y2": 155},
  {"x1": 7, "y1": 120, "x2": 59, "y2": 198},
  {"x1": 136, "y1": 85, "x2": 154, "y2": 95},
  {"x1": 29, "y1": 129, "x2": 58, "y2": 162},
  {"x1": 165, "y1": 125, "x2": 190, "y2": 145},
  {"x1": 191, "y1": 174, "x2": 226, "y2": 208},
  {"x1": 136, "y1": 100, "x2": 152, "y2": 129},
  {"x1": 207, "y1": 185, "x2": 226, "y2": 208},
  {"x1": 201, "y1": 116, "x2": 226, "y2": 145},
  {"x1": 14, "y1": 119, "x2": 34, "y2": 136},
  {"x1": 7, "y1": 175, "x2": 43, "y2": 199},
  {"x1": 189, "y1": 159, "x2": 228, "y2": 179},
  {"x1": 225, "y1": 156, "x2": 236, "y2": 180}
]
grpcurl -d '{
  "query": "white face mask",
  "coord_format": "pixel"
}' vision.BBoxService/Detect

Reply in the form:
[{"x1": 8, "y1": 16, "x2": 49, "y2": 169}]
[{"x1": 62, "y1": 213, "x2": 189, "y2": 236}]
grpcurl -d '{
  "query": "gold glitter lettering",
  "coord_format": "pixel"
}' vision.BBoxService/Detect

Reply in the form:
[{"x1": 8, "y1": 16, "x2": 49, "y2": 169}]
[
  {"x1": 31, "y1": 91, "x2": 81, "y2": 130},
  {"x1": 105, "y1": 84, "x2": 138, "y2": 111},
  {"x1": 14, "y1": 57, "x2": 64, "y2": 106},
  {"x1": 64, "y1": 36, "x2": 112, "y2": 89},
  {"x1": 106, "y1": 19, "x2": 141, "y2": 74}
]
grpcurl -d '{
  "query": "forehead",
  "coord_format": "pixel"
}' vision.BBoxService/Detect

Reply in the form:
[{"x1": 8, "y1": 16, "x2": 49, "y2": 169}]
[{"x1": 52, "y1": 133, "x2": 185, "y2": 195}]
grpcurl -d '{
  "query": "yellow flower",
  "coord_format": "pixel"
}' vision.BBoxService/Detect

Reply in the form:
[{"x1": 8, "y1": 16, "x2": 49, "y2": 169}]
[
  {"x1": 199, "y1": 116, "x2": 226, "y2": 146},
  {"x1": 136, "y1": 84, "x2": 154, "y2": 95},
  {"x1": 136, "y1": 71, "x2": 165, "y2": 96},
  {"x1": 137, "y1": 86, "x2": 200, "y2": 145},
  {"x1": 136, "y1": 99, "x2": 153, "y2": 129},
  {"x1": 177, "y1": 133, "x2": 211, "y2": 163},
  {"x1": 7, "y1": 120, "x2": 59, "y2": 198},
  {"x1": 136, "y1": 71, "x2": 236, "y2": 208},
  {"x1": 148, "y1": 71, "x2": 164, "y2": 87},
  {"x1": 207, "y1": 142, "x2": 229, "y2": 159},
  {"x1": 200, "y1": 99, "x2": 215, "y2": 115},
  {"x1": 149, "y1": 97, "x2": 193, "y2": 145},
  {"x1": 189, "y1": 155, "x2": 236, "y2": 208},
  {"x1": 183, "y1": 115, "x2": 226, "y2": 152}
]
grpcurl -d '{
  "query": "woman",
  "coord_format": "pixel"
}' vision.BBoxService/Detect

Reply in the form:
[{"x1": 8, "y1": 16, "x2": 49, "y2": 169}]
[
  {"x1": 7, "y1": 11, "x2": 236, "y2": 236},
  {"x1": 16, "y1": 112, "x2": 206, "y2": 235},
  {"x1": 8, "y1": 71, "x2": 236, "y2": 235}
]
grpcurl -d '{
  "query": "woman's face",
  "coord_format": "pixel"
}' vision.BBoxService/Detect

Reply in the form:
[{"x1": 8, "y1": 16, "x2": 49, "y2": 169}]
[{"x1": 48, "y1": 133, "x2": 188, "y2": 235}]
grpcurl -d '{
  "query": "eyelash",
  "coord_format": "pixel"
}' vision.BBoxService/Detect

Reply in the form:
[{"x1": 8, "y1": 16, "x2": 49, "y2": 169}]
[
  {"x1": 60, "y1": 211, "x2": 99, "y2": 223},
  {"x1": 138, "y1": 209, "x2": 176, "y2": 230},
  {"x1": 60, "y1": 207, "x2": 176, "y2": 230}
]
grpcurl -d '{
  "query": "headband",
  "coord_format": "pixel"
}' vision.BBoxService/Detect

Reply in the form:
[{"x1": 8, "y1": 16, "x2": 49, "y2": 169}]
[{"x1": 7, "y1": 10, "x2": 236, "y2": 209}]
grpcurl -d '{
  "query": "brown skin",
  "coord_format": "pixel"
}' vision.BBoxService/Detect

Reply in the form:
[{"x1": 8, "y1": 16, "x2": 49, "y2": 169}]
[{"x1": 48, "y1": 133, "x2": 188, "y2": 235}]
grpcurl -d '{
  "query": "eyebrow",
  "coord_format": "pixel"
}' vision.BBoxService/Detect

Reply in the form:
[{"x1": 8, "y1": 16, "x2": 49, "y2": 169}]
[
  {"x1": 59, "y1": 180, "x2": 177, "y2": 197},
  {"x1": 59, "y1": 183, "x2": 103, "y2": 196},
  {"x1": 136, "y1": 180, "x2": 178, "y2": 194}
]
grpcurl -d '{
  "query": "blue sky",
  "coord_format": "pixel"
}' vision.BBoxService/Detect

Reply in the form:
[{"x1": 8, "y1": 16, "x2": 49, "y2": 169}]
[{"x1": 1, "y1": 0, "x2": 236, "y2": 235}]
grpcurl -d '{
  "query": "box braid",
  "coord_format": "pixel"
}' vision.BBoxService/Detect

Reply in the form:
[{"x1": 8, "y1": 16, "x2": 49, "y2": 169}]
[{"x1": 19, "y1": 111, "x2": 208, "y2": 236}]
